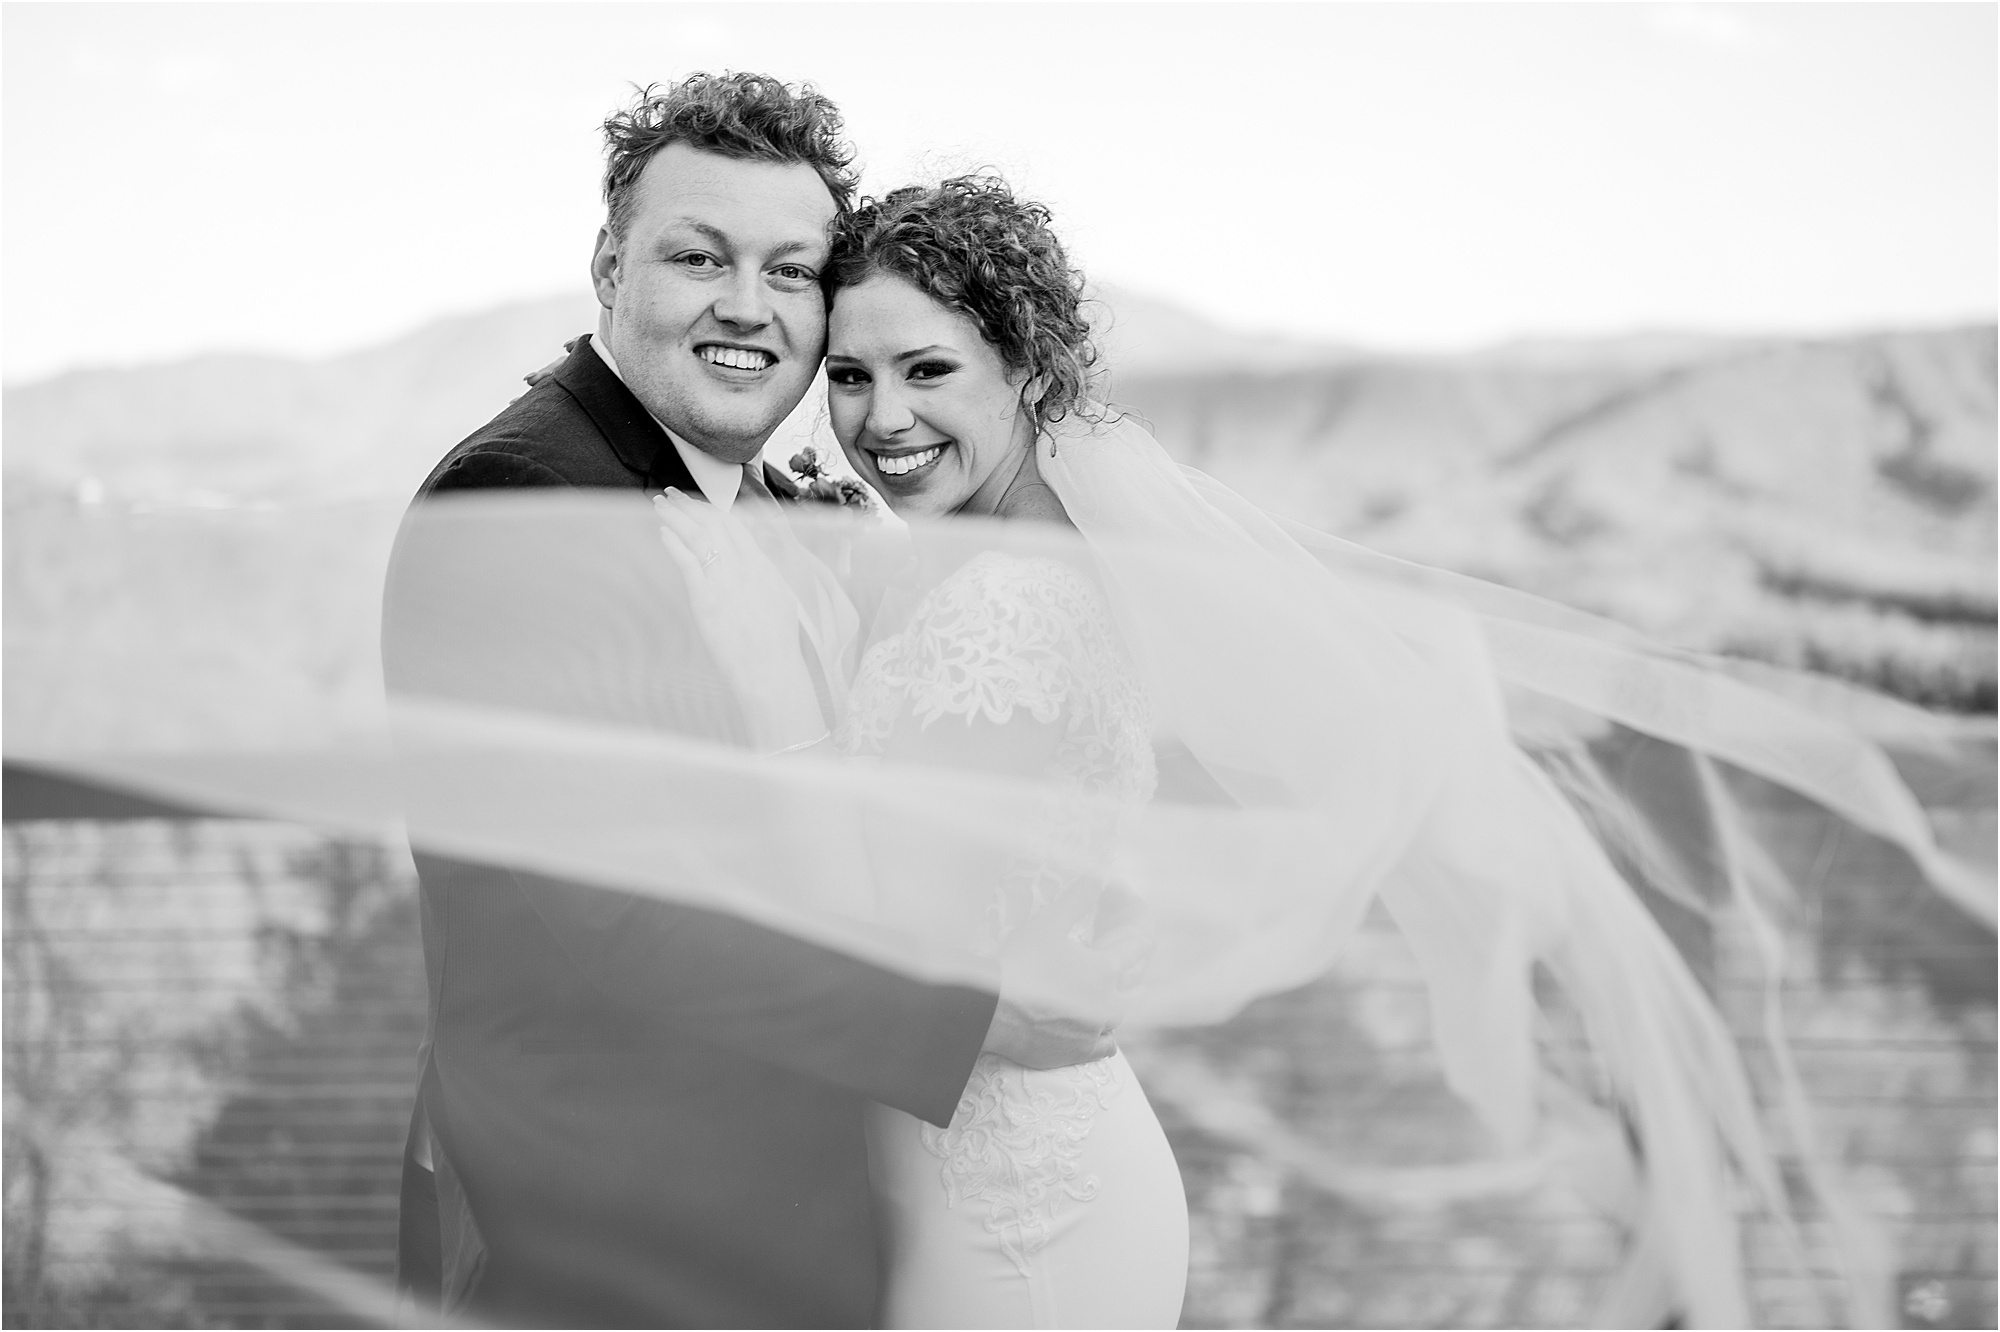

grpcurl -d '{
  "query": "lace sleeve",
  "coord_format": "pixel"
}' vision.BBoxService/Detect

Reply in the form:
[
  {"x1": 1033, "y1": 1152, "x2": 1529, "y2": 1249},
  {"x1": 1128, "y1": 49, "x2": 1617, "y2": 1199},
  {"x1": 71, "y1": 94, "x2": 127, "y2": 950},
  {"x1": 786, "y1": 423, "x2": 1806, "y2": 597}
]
[
  {"x1": 901, "y1": 554, "x2": 1099, "y2": 726},
  {"x1": 841, "y1": 552, "x2": 1155, "y2": 800},
  {"x1": 840, "y1": 551, "x2": 1156, "y2": 954}
]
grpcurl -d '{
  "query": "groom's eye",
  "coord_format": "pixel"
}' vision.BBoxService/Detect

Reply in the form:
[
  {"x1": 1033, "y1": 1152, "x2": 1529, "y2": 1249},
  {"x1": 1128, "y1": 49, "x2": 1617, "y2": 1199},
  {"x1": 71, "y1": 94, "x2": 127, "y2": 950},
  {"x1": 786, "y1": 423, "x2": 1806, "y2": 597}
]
[
  {"x1": 767, "y1": 264, "x2": 819, "y2": 295},
  {"x1": 676, "y1": 253, "x2": 720, "y2": 271}
]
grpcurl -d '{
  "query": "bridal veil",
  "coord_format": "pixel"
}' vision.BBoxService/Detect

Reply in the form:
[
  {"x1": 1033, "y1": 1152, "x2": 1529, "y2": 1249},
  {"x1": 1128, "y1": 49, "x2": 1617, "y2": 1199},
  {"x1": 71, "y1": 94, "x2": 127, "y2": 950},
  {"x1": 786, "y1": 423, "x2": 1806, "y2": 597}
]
[{"x1": 7, "y1": 412, "x2": 1987, "y2": 1327}]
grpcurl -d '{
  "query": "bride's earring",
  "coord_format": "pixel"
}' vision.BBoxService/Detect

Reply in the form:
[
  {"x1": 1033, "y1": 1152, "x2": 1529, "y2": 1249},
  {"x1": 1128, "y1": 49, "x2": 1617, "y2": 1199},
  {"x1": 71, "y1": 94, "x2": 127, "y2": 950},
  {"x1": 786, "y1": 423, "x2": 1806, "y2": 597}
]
[{"x1": 1019, "y1": 376, "x2": 1054, "y2": 457}]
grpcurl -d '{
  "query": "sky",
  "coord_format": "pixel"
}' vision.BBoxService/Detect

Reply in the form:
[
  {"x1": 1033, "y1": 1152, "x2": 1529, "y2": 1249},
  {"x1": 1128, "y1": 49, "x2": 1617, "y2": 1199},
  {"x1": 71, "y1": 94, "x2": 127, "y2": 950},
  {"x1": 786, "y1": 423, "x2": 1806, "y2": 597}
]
[{"x1": 3, "y1": 1, "x2": 1994, "y2": 384}]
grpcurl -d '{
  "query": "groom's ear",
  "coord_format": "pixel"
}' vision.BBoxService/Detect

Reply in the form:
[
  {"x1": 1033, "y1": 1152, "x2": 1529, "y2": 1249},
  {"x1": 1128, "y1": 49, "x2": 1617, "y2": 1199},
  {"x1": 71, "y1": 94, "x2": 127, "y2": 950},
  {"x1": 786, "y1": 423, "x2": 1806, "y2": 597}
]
[{"x1": 590, "y1": 226, "x2": 620, "y2": 310}]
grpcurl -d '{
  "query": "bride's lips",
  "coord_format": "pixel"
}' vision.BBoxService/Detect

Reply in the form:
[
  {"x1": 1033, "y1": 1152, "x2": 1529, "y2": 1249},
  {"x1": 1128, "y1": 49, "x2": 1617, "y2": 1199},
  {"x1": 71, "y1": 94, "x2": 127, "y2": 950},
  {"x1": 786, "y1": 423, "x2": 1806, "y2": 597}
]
[{"x1": 870, "y1": 443, "x2": 948, "y2": 482}]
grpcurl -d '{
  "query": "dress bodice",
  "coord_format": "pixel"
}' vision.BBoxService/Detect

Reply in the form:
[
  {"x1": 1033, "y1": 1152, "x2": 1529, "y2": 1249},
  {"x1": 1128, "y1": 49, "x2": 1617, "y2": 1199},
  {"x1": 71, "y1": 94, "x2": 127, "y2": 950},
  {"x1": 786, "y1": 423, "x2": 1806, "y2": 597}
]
[{"x1": 840, "y1": 550, "x2": 1156, "y2": 803}]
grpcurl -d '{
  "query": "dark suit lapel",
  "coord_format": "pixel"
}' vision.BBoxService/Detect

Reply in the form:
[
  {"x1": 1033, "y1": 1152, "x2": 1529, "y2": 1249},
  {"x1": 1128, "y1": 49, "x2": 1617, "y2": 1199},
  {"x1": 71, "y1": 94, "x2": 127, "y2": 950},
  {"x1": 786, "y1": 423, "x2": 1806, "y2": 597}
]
[
  {"x1": 759, "y1": 460, "x2": 802, "y2": 502},
  {"x1": 550, "y1": 335, "x2": 696, "y2": 493}
]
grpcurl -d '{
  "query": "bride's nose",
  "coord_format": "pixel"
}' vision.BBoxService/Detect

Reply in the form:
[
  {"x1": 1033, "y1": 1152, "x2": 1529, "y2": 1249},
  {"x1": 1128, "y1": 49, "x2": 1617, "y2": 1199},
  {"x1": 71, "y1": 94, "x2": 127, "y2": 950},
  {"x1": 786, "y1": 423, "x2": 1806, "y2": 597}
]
[{"x1": 865, "y1": 384, "x2": 917, "y2": 439}]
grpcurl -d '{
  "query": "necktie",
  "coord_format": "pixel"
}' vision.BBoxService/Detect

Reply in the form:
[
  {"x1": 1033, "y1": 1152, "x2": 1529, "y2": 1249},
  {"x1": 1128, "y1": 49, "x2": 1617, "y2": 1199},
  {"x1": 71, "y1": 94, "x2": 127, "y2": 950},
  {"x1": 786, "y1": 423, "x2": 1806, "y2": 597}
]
[
  {"x1": 741, "y1": 464, "x2": 836, "y2": 731},
  {"x1": 738, "y1": 463, "x2": 779, "y2": 507}
]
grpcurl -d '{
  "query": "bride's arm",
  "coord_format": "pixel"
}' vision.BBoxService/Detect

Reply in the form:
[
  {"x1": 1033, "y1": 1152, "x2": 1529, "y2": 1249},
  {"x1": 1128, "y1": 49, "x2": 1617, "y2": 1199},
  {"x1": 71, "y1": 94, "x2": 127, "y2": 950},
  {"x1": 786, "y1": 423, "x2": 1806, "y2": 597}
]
[
  {"x1": 864, "y1": 557, "x2": 1153, "y2": 1066},
  {"x1": 870, "y1": 712, "x2": 1136, "y2": 1069}
]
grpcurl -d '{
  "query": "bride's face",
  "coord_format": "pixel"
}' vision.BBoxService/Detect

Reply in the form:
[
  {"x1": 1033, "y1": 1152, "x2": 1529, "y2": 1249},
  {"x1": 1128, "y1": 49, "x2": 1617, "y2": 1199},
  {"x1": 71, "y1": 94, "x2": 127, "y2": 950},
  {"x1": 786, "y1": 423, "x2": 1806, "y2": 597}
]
[{"x1": 826, "y1": 274, "x2": 1036, "y2": 519}]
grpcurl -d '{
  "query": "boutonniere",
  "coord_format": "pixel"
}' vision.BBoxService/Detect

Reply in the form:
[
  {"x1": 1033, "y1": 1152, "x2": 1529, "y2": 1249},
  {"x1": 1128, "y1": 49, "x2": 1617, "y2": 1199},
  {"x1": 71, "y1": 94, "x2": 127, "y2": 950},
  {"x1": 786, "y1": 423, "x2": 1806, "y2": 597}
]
[{"x1": 789, "y1": 446, "x2": 878, "y2": 513}]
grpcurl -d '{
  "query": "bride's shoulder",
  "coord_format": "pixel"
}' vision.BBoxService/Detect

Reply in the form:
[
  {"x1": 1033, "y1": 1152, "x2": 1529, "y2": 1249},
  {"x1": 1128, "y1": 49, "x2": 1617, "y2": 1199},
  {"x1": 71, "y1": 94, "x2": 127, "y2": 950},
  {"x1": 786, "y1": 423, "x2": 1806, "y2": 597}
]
[
  {"x1": 850, "y1": 547, "x2": 1139, "y2": 739},
  {"x1": 893, "y1": 549, "x2": 1115, "y2": 670},
  {"x1": 934, "y1": 547, "x2": 1104, "y2": 620}
]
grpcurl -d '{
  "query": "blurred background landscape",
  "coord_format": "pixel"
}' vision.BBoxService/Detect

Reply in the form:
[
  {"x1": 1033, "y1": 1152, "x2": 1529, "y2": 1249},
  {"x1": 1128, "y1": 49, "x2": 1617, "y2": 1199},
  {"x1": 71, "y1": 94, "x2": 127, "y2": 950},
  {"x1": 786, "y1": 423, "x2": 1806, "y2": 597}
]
[
  {"x1": 6, "y1": 290, "x2": 1994, "y2": 1327},
  {"x1": 5, "y1": 2, "x2": 1993, "y2": 1327},
  {"x1": 9, "y1": 284, "x2": 1994, "y2": 707}
]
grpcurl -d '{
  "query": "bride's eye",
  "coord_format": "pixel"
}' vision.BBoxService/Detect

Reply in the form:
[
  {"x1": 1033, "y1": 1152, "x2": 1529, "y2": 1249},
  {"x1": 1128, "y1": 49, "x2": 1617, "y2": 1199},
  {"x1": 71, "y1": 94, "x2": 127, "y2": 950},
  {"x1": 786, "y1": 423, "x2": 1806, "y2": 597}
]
[
  {"x1": 908, "y1": 360, "x2": 955, "y2": 381},
  {"x1": 826, "y1": 366, "x2": 869, "y2": 388}
]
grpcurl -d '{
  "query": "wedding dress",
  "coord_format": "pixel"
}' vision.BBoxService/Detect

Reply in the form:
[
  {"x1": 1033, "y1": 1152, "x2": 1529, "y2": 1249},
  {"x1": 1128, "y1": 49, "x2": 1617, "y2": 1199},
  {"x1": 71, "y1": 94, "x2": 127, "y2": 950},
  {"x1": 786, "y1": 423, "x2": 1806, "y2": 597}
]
[{"x1": 842, "y1": 551, "x2": 1188, "y2": 1328}]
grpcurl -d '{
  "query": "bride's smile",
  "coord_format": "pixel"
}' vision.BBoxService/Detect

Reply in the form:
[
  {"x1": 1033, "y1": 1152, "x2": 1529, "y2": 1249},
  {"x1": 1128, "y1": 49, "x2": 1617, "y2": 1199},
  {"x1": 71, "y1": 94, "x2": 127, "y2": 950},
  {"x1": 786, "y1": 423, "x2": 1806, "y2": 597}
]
[{"x1": 873, "y1": 443, "x2": 945, "y2": 476}]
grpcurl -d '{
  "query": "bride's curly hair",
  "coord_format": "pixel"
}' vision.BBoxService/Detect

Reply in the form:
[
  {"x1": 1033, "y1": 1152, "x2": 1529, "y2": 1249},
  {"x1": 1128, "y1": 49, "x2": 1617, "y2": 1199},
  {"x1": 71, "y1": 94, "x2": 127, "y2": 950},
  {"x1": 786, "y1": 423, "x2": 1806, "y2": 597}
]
[{"x1": 826, "y1": 175, "x2": 1101, "y2": 432}]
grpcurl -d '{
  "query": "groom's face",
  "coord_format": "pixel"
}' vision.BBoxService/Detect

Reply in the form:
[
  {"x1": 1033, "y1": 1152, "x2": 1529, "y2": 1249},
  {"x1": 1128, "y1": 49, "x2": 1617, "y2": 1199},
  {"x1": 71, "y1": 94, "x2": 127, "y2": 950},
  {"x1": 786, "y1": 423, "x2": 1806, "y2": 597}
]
[{"x1": 591, "y1": 143, "x2": 837, "y2": 465}]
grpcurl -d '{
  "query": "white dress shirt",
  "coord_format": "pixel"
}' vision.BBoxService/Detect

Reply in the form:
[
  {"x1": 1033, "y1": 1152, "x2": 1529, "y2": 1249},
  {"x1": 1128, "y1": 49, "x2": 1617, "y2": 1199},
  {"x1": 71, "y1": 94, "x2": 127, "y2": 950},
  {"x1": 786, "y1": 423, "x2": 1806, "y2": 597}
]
[
  {"x1": 591, "y1": 336, "x2": 743, "y2": 510},
  {"x1": 588, "y1": 331, "x2": 853, "y2": 734}
]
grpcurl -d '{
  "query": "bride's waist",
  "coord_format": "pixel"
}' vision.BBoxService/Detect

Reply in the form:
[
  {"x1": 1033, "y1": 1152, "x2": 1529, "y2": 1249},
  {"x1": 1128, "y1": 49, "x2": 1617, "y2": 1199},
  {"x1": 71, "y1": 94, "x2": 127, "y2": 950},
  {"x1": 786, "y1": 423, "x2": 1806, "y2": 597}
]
[
  {"x1": 946, "y1": 1049, "x2": 1131, "y2": 1121},
  {"x1": 970, "y1": 1049, "x2": 1124, "y2": 1078},
  {"x1": 868, "y1": 1050, "x2": 1129, "y2": 1128}
]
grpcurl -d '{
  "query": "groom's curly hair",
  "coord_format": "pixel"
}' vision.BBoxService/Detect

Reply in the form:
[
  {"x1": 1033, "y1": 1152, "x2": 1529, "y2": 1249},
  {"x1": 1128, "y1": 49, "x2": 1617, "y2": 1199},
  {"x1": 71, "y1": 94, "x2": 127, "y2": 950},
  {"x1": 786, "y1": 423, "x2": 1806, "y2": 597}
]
[
  {"x1": 826, "y1": 175, "x2": 1100, "y2": 432},
  {"x1": 601, "y1": 73, "x2": 859, "y2": 237}
]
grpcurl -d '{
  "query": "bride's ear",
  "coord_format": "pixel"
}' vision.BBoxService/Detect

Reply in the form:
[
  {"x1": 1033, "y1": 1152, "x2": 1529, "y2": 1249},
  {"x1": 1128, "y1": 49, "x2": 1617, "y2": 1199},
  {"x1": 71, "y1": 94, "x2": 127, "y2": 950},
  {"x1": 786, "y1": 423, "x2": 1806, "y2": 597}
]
[
  {"x1": 1015, "y1": 371, "x2": 1049, "y2": 416},
  {"x1": 590, "y1": 226, "x2": 620, "y2": 310}
]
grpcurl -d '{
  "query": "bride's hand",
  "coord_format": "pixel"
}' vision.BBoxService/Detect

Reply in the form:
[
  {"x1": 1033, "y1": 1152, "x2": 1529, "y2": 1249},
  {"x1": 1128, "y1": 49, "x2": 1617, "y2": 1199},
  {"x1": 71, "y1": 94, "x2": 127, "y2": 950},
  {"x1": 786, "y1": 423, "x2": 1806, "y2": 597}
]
[
  {"x1": 511, "y1": 338, "x2": 579, "y2": 403},
  {"x1": 983, "y1": 882, "x2": 1134, "y2": 1069},
  {"x1": 1090, "y1": 884, "x2": 1157, "y2": 992},
  {"x1": 654, "y1": 488, "x2": 826, "y2": 753}
]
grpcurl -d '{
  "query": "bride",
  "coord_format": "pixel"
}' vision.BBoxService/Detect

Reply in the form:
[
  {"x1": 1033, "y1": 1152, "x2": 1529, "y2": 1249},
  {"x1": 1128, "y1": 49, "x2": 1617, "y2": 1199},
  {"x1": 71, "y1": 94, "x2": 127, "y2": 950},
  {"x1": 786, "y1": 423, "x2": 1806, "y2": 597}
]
[
  {"x1": 659, "y1": 177, "x2": 1193, "y2": 1328},
  {"x1": 650, "y1": 174, "x2": 1966, "y2": 1328}
]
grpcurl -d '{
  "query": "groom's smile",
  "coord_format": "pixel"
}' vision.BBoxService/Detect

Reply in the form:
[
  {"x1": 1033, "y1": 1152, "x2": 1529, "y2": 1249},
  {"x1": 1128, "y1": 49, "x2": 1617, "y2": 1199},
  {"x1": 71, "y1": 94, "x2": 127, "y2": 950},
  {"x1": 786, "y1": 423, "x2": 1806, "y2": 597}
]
[
  {"x1": 591, "y1": 142, "x2": 837, "y2": 466},
  {"x1": 695, "y1": 342, "x2": 779, "y2": 375}
]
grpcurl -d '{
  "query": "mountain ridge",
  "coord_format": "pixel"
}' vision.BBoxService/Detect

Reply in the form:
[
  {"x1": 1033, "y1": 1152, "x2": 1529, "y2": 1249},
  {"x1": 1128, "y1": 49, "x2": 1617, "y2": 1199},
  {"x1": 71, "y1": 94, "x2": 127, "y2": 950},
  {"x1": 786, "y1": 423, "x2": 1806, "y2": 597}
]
[
  {"x1": 5, "y1": 289, "x2": 1992, "y2": 708},
  {"x1": 10, "y1": 285, "x2": 1983, "y2": 502}
]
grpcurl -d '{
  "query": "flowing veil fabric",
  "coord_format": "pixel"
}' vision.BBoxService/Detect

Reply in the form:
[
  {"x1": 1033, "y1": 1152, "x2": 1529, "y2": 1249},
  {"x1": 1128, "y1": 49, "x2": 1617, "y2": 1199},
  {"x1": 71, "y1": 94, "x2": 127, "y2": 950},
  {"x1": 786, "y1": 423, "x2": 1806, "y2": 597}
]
[
  {"x1": 7, "y1": 414, "x2": 1989, "y2": 1326},
  {"x1": 1042, "y1": 412, "x2": 1988, "y2": 1324},
  {"x1": 1042, "y1": 415, "x2": 1770, "y2": 1323}
]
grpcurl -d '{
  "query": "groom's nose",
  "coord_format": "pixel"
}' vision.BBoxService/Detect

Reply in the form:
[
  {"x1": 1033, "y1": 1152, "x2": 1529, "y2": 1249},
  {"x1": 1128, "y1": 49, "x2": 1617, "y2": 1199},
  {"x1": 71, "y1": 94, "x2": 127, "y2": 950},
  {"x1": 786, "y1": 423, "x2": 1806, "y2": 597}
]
[{"x1": 711, "y1": 270, "x2": 775, "y2": 331}]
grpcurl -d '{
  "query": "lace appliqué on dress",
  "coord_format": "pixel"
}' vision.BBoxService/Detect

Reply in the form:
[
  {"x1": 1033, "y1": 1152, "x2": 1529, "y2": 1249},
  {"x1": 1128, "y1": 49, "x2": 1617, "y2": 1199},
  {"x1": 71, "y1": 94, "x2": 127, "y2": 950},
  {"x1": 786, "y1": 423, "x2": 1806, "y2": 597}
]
[
  {"x1": 840, "y1": 552, "x2": 1154, "y2": 805},
  {"x1": 921, "y1": 1053, "x2": 1126, "y2": 1277},
  {"x1": 840, "y1": 552, "x2": 1157, "y2": 1274}
]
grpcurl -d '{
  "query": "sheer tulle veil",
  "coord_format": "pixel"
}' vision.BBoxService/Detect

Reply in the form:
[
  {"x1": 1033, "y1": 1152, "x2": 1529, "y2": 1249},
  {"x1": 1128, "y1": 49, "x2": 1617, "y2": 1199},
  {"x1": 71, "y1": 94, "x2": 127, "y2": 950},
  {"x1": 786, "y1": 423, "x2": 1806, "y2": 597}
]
[
  {"x1": 1035, "y1": 409, "x2": 1990, "y2": 1325},
  {"x1": 7, "y1": 406, "x2": 1987, "y2": 1327}
]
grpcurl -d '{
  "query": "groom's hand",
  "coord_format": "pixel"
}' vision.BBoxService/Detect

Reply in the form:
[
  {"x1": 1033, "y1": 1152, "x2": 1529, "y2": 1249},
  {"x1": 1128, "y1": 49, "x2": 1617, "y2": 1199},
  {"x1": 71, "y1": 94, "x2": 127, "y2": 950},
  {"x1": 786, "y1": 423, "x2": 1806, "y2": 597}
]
[{"x1": 982, "y1": 882, "x2": 1140, "y2": 1069}]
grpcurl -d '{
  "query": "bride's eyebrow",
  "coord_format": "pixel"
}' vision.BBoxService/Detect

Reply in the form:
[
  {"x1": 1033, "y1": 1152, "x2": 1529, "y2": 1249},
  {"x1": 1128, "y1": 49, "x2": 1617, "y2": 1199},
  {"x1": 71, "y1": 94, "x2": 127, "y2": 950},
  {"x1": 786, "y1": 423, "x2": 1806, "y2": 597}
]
[{"x1": 822, "y1": 345, "x2": 956, "y2": 367}]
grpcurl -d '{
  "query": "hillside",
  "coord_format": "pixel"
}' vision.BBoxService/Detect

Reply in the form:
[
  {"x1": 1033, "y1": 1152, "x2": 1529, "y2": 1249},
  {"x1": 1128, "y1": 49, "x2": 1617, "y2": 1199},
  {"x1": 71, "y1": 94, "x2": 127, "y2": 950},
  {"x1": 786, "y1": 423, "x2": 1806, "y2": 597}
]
[
  {"x1": 5, "y1": 292, "x2": 1994, "y2": 708},
  {"x1": 2, "y1": 294, "x2": 604, "y2": 503},
  {"x1": 0, "y1": 284, "x2": 1347, "y2": 505},
  {"x1": 1110, "y1": 325, "x2": 1996, "y2": 708}
]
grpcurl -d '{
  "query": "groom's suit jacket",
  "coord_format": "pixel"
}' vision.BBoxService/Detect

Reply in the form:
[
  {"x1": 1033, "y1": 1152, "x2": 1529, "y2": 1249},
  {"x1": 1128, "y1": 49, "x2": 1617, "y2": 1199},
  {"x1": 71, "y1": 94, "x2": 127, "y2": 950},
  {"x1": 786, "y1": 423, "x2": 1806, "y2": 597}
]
[{"x1": 384, "y1": 336, "x2": 996, "y2": 1328}]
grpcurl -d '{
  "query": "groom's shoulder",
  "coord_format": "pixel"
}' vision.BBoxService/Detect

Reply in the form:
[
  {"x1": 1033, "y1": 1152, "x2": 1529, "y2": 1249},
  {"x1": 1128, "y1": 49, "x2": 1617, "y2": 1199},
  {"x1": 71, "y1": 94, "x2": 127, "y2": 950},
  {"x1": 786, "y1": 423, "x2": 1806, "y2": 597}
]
[
  {"x1": 414, "y1": 381, "x2": 591, "y2": 496},
  {"x1": 414, "y1": 348, "x2": 633, "y2": 499}
]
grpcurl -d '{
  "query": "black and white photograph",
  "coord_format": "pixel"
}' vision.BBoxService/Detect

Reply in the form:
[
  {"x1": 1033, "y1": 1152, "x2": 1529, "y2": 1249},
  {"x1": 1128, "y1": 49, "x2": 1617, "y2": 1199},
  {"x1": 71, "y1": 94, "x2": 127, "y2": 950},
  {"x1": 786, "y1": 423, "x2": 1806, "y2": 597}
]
[{"x1": 3, "y1": 3, "x2": 1994, "y2": 1329}]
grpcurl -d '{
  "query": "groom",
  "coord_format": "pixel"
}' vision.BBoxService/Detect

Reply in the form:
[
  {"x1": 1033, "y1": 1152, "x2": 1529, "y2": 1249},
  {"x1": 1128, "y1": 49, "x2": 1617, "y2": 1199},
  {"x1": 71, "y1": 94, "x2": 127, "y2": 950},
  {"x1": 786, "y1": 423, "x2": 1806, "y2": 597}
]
[{"x1": 384, "y1": 74, "x2": 1129, "y2": 1327}]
